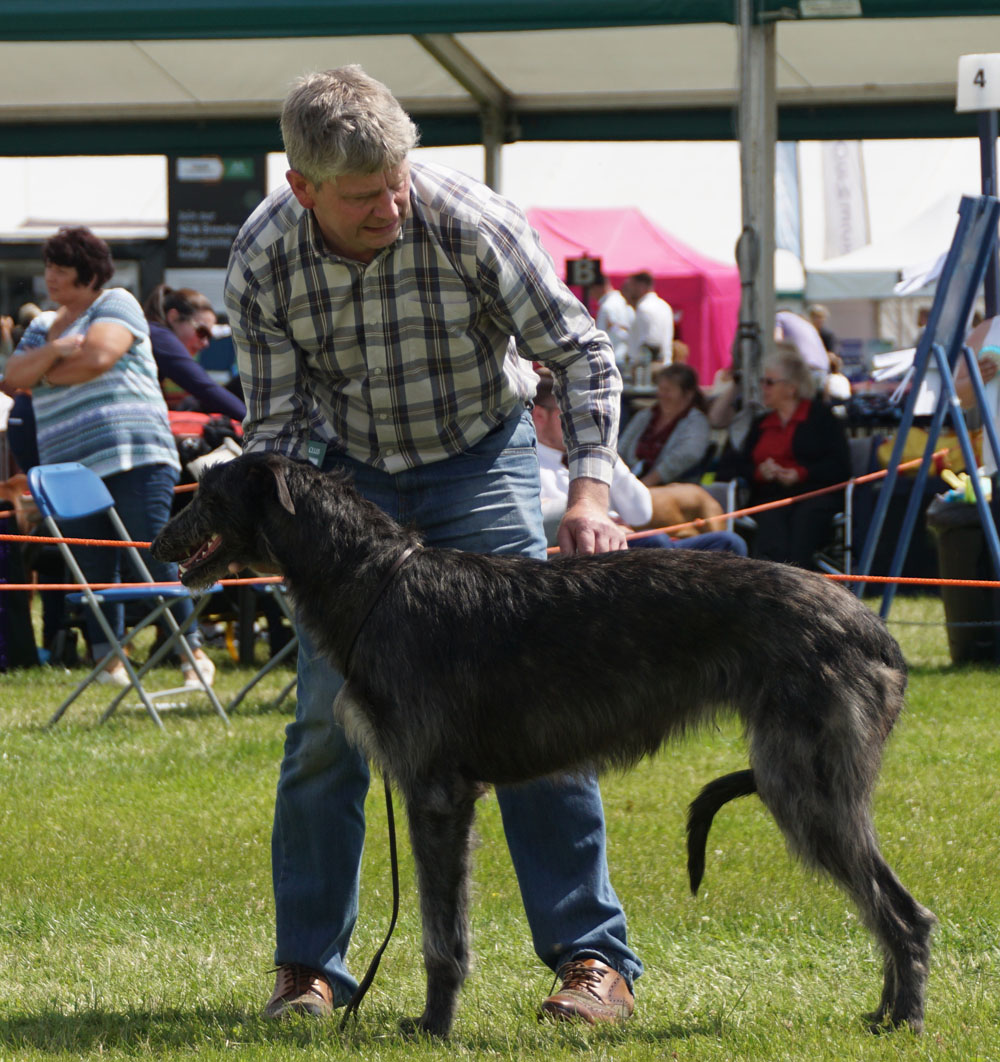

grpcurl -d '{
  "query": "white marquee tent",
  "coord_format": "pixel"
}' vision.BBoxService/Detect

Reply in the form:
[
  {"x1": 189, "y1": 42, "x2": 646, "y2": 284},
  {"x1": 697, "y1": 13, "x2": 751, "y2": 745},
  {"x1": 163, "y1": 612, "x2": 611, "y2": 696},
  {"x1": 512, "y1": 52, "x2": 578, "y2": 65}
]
[
  {"x1": 805, "y1": 192, "x2": 966, "y2": 301},
  {"x1": 1, "y1": 2, "x2": 999, "y2": 157}
]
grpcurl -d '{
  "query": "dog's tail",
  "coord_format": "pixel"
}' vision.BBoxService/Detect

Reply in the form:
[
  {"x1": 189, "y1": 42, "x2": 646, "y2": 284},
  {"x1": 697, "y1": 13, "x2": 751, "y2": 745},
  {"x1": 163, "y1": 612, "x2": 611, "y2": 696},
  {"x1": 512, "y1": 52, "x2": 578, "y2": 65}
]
[{"x1": 686, "y1": 769, "x2": 758, "y2": 895}]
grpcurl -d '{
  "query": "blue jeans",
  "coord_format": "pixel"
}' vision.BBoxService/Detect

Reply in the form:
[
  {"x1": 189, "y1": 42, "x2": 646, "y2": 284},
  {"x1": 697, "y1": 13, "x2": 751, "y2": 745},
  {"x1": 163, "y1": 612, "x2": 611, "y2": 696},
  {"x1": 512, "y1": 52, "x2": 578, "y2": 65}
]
[
  {"x1": 61, "y1": 463, "x2": 199, "y2": 659},
  {"x1": 273, "y1": 408, "x2": 642, "y2": 1001}
]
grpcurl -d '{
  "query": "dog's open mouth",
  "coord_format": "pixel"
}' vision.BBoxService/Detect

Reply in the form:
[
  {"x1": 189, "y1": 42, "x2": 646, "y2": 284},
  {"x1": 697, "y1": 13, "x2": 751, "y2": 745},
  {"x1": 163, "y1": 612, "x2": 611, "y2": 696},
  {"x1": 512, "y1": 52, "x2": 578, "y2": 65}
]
[{"x1": 177, "y1": 534, "x2": 223, "y2": 579}]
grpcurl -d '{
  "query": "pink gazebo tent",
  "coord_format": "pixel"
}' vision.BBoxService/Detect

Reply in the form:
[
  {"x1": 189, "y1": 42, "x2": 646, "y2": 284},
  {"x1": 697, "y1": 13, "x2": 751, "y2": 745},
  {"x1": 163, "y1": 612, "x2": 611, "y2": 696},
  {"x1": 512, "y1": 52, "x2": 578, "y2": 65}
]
[{"x1": 525, "y1": 207, "x2": 740, "y2": 383}]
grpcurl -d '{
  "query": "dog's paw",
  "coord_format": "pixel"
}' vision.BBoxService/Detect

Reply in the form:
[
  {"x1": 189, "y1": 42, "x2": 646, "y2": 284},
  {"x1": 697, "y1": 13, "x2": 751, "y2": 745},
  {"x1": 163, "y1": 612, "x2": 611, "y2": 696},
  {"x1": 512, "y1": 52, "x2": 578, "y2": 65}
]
[
  {"x1": 863, "y1": 1009, "x2": 923, "y2": 1036},
  {"x1": 397, "y1": 1014, "x2": 448, "y2": 1039}
]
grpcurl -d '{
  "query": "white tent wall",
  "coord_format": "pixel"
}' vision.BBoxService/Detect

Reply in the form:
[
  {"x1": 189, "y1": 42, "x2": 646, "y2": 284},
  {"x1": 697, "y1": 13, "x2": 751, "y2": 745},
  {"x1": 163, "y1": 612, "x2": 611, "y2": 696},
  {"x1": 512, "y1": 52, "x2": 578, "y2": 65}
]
[
  {"x1": 804, "y1": 193, "x2": 969, "y2": 302},
  {"x1": 803, "y1": 189, "x2": 996, "y2": 360}
]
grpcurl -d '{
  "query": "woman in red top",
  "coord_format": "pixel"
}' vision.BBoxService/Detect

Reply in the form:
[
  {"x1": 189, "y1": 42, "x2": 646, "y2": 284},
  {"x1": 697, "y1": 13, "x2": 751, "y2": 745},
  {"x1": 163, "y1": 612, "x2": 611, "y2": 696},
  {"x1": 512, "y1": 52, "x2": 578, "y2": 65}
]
[{"x1": 719, "y1": 347, "x2": 850, "y2": 568}]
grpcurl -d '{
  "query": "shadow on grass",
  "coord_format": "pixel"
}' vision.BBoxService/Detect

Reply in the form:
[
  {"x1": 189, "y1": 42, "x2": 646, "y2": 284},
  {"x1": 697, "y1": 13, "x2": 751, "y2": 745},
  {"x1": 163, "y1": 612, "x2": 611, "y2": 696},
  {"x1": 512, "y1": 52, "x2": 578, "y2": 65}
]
[
  {"x1": 0, "y1": 1004, "x2": 336, "y2": 1054},
  {"x1": 24, "y1": 684, "x2": 296, "y2": 731},
  {"x1": 0, "y1": 1003, "x2": 722, "y2": 1054}
]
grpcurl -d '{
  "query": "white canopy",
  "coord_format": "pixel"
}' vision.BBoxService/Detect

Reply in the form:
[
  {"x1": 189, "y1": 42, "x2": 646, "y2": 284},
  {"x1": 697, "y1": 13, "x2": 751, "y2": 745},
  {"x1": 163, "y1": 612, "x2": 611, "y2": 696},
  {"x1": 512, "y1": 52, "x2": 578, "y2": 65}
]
[
  {"x1": 804, "y1": 193, "x2": 967, "y2": 301},
  {"x1": 1, "y1": 4, "x2": 999, "y2": 153}
]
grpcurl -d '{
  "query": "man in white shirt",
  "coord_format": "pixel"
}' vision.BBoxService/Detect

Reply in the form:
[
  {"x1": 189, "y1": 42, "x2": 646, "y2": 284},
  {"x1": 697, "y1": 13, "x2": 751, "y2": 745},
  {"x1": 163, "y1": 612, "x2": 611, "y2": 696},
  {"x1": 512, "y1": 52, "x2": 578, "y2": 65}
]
[
  {"x1": 622, "y1": 271, "x2": 674, "y2": 369},
  {"x1": 594, "y1": 275, "x2": 634, "y2": 368},
  {"x1": 531, "y1": 369, "x2": 746, "y2": 556}
]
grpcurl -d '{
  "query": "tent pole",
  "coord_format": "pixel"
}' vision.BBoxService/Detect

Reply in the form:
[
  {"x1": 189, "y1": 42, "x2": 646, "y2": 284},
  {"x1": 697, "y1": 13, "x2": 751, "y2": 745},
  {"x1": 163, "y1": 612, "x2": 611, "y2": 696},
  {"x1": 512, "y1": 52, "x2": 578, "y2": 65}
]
[
  {"x1": 482, "y1": 105, "x2": 504, "y2": 192},
  {"x1": 978, "y1": 109, "x2": 999, "y2": 316},
  {"x1": 738, "y1": 0, "x2": 776, "y2": 406}
]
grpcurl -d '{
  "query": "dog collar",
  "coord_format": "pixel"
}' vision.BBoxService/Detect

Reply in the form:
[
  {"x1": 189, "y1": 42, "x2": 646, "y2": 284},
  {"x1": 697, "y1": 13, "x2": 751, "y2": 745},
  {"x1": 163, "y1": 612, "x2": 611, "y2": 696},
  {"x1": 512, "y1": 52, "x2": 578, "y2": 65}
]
[{"x1": 342, "y1": 544, "x2": 418, "y2": 676}]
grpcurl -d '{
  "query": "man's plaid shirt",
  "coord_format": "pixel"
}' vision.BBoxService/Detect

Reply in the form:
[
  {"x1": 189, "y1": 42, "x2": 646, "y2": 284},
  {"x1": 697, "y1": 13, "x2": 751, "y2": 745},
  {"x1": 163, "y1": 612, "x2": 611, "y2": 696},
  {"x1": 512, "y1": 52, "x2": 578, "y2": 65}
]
[{"x1": 226, "y1": 161, "x2": 621, "y2": 483}]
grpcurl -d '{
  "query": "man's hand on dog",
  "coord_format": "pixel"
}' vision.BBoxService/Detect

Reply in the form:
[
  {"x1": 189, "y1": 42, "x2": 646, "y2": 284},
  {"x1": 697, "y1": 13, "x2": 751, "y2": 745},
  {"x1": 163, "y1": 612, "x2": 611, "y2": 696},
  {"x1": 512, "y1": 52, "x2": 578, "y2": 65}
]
[{"x1": 559, "y1": 478, "x2": 629, "y2": 555}]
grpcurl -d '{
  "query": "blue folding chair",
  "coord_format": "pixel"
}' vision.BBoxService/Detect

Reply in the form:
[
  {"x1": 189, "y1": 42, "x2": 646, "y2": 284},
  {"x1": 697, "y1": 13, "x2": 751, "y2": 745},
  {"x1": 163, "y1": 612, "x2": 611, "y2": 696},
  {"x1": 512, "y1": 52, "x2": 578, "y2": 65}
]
[{"x1": 27, "y1": 462, "x2": 229, "y2": 729}]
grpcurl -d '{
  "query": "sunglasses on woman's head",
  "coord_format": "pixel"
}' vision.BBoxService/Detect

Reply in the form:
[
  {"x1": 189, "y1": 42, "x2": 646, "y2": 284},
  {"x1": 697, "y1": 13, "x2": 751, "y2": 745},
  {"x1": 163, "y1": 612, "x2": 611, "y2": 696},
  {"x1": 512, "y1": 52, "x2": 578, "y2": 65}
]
[{"x1": 194, "y1": 324, "x2": 213, "y2": 341}]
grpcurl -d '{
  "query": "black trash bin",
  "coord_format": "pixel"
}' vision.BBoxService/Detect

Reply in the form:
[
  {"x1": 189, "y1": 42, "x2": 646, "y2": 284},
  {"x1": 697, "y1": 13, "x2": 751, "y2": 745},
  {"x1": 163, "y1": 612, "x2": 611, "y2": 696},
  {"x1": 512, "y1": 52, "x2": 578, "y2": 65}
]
[{"x1": 926, "y1": 495, "x2": 1000, "y2": 664}]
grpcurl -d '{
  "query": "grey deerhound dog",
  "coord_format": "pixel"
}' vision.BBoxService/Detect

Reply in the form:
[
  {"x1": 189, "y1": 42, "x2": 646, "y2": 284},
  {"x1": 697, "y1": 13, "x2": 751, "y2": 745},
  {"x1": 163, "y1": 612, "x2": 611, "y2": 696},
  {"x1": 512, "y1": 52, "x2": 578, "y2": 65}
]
[{"x1": 152, "y1": 452, "x2": 934, "y2": 1038}]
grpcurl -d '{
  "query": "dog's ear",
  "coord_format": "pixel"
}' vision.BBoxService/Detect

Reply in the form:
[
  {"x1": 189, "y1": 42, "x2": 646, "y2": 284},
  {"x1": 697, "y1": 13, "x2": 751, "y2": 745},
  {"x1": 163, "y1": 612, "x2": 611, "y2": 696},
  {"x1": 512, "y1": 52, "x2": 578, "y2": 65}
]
[{"x1": 260, "y1": 455, "x2": 296, "y2": 515}]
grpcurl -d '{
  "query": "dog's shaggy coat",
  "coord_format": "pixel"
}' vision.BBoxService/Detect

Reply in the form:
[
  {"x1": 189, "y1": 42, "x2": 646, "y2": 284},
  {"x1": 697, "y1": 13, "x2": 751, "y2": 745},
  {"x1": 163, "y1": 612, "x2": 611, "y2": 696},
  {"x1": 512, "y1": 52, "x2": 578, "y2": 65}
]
[{"x1": 152, "y1": 452, "x2": 934, "y2": 1038}]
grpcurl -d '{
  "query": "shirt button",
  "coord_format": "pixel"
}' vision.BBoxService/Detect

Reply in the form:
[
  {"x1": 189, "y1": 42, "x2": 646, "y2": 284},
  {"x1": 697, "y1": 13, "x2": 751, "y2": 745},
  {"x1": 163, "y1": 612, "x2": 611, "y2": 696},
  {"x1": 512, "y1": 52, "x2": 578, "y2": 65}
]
[
  {"x1": 379, "y1": 413, "x2": 388, "y2": 421},
  {"x1": 372, "y1": 366, "x2": 384, "y2": 375}
]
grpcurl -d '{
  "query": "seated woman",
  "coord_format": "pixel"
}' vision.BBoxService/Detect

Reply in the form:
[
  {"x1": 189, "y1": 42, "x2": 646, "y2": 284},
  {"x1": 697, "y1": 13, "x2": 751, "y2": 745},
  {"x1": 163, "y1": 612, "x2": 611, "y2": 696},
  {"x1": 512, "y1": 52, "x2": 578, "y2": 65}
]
[
  {"x1": 717, "y1": 346, "x2": 850, "y2": 570},
  {"x1": 617, "y1": 363, "x2": 712, "y2": 487},
  {"x1": 143, "y1": 284, "x2": 246, "y2": 421}
]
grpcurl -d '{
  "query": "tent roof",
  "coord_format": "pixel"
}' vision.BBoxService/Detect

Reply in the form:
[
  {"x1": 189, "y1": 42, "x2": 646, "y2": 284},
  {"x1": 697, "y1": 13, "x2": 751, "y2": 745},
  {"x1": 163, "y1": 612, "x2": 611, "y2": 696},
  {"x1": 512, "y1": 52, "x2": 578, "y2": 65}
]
[
  {"x1": 525, "y1": 207, "x2": 737, "y2": 282},
  {"x1": 2, "y1": 3, "x2": 998, "y2": 154},
  {"x1": 524, "y1": 206, "x2": 740, "y2": 380},
  {"x1": 805, "y1": 192, "x2": 963, "y2": 300}
]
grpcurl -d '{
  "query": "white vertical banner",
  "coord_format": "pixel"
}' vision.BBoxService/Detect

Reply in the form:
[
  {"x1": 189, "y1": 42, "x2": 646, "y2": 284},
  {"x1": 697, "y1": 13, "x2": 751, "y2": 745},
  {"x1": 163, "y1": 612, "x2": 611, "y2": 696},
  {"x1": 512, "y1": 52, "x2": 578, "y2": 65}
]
[
  {"x1": 822, "y1": 140, "x2": 870, "y2": 258},
  {"x1": 774, "y1": 141, "x2": 802, "y2": 260}
]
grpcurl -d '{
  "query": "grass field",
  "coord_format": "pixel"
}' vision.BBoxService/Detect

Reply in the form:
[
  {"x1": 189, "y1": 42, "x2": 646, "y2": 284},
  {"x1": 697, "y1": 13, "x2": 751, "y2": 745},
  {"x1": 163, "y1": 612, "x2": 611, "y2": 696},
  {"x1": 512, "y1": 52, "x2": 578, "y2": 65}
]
[{"x1": 1, "y1": 593, "x2": 999, "y2": 1060}]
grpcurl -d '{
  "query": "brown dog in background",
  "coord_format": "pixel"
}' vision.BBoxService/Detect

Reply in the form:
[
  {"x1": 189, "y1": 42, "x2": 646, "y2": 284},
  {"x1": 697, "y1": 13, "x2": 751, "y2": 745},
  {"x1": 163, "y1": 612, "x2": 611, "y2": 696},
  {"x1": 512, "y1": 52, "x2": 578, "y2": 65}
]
[
  {"x1": 641, "y1": 482, "x2": 726, "y2": 537},
  {"x1": 0, "y1": 474, "x2": 33, "y2": 533}
]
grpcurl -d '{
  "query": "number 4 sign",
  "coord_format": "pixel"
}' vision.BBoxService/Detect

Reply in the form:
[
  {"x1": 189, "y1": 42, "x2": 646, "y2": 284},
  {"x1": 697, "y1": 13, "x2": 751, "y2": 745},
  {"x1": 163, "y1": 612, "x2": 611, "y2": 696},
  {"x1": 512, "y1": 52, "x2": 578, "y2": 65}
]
[{"x1": 957, "y1": 54, "x2": 1000, "y2": 113}]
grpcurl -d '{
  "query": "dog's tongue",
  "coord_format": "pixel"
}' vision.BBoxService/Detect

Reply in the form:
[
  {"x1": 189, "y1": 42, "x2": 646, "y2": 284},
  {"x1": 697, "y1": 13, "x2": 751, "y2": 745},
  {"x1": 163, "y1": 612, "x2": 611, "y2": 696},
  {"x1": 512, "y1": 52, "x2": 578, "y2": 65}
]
[{"x1": 178, "y1": 534, "x2": 222, "y2": 576}]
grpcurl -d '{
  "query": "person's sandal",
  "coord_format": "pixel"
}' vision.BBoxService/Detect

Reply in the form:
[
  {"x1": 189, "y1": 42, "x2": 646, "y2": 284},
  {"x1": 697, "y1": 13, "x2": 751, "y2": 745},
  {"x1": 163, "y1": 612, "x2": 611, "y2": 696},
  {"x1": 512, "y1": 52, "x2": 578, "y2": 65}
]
[
  {"x1": 96, "y1": 662, "x2": 130, "y2": 688},
  {"x1": 182, "y1": 653, "x2": 215, "y2": 689}
]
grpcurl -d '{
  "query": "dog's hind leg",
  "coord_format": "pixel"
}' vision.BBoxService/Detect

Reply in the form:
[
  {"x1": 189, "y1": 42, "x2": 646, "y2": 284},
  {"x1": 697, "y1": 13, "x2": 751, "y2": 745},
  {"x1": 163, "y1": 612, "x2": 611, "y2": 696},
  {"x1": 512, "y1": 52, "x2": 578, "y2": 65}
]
[
  {"x1": 854, "y1": 854, "x2": 935, "y2": 1032},
  {"x1": 747, "y1": 686, "x2": 934, "y2": 1033},
  {"x1": 399, "y1": 772, "x2": 482, "y2": 1038},
  {"x1": 758, "y1": 778, "x2": 933, "y2": 1031}
]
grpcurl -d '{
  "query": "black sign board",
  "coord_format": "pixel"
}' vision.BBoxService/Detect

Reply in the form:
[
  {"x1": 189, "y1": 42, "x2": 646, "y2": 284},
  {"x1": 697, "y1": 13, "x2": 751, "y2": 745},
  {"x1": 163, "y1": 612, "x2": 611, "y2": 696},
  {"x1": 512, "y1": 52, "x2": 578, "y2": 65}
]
[
  {"x1": 565, "y1": 255, "x2": 603, "y2": 288},
  {"x1": 167, "y1": 155, "x2": 266, "y2": 269}
]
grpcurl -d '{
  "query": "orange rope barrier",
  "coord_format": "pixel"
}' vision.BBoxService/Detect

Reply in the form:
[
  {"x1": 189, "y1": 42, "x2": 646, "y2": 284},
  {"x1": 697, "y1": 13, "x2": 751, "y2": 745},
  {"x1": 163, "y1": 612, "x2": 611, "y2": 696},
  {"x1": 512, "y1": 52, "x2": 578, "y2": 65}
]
[
  {"x1": 0, "y1": 575, "x2": 282, "y2": 591},
  {"x1": 620, "y1": 449, "x2": 951, "y2": 543},
  {"x1": 2, "y1": 572, "x2": 998, "y2": 591},
  {"x1": 7, "y1": 445, "x2": 995, "y2": 596},
  {"x1": 824, "y1": 573, "x2": 1000, "y2": 588},
  {"x1": 3, "y1": 448, "x2": 952, "y2": 553},
  {"x1": 0, "y1": 532, "x2": 151, "y2": 548}
]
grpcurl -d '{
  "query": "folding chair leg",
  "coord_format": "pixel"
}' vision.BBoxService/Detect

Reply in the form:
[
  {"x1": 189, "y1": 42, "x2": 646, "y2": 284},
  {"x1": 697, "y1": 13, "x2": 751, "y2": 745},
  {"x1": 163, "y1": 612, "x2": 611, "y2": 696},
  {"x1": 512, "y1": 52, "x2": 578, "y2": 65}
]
[
  {"x1": 46, "y1": 621, "x2": 166, "y2": 730},
  {"x1": 226, "y1": 635, "x2": 298, "y2": 713},
  {"x1": 271, "y1": 676, "x2": 297, "y2": 712},
  {"x1": 102, "y1": 606, "x2": 231, "y2": 727},
  {"x1": 30, "y1": 463, "x2": 226, "y2": 729}
]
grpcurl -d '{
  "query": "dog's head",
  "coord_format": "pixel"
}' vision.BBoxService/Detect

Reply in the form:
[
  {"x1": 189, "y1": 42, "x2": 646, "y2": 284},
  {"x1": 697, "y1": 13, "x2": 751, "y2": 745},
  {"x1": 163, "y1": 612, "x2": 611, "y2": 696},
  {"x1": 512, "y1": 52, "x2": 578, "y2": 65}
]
[{"x1": 151, "y1": 452, "x2": 300, "y2": 591}]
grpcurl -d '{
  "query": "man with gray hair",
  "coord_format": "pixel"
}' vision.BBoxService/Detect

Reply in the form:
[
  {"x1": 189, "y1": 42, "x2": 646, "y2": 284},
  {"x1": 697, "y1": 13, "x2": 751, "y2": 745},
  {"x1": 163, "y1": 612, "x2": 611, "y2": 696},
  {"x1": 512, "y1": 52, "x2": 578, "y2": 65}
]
[{"x1": 226, "y1": 66, "x2": 641, "y2": 1026}]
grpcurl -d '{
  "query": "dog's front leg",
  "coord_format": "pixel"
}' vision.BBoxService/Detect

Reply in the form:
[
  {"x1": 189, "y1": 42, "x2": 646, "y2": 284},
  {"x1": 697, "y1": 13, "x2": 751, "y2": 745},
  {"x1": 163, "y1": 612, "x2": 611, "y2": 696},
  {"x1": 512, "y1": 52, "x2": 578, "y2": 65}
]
[{"x1": 399, "y1": 772, "x2": 481, "y2": 1038}]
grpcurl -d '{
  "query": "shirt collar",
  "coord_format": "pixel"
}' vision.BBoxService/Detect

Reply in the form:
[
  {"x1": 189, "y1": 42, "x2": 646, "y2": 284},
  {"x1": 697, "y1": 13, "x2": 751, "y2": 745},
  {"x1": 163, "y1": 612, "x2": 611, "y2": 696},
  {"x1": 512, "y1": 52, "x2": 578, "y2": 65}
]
[
  {"x1": 302, "y1": 202, "x2": 409, "y2": 266},
  {"x1": 765, "y1": 398, "x2": 810, "y2": 426}
]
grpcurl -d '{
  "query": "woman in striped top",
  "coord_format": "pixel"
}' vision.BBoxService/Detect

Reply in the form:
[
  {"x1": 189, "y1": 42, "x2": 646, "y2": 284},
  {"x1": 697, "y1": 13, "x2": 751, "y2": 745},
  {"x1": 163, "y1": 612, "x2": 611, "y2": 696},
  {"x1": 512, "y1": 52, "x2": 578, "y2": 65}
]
[{"x1": 4, "y1": 227, "x2": 215, "y2": 689}]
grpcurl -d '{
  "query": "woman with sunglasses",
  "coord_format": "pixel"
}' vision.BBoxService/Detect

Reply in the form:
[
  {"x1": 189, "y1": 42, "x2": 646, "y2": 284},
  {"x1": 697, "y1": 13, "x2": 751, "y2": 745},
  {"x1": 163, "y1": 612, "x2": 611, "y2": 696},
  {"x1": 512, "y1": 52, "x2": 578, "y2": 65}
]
[
  {"x1": 143, "y1": 284, "x2": 246, "y2": 421},
  {"x1": 717, "y1": 345, "x2": 850, "y2": 569}
]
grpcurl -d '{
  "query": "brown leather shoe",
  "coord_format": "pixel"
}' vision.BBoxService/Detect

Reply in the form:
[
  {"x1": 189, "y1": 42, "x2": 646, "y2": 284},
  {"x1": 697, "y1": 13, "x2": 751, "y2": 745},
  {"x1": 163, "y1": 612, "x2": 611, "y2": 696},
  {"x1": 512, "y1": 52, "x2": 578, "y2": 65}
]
[
  {"x1": 539, "y1": 958, "x2": 634, "y2": 1024},
  {"x1": 264, "y1": 963, "x2": 334, "y2": 1018}
]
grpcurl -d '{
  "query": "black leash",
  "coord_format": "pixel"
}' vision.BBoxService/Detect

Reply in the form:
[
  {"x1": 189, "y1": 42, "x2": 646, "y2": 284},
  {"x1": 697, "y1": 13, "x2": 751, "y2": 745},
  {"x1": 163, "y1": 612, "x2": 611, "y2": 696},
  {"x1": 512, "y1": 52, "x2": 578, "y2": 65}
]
[
  {"x1": 338, "y1": 544, "x2": 416, "y2": 1029},
  {"x1": 340, "y1": 777, "x2": 400, "y2": 1029}
]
